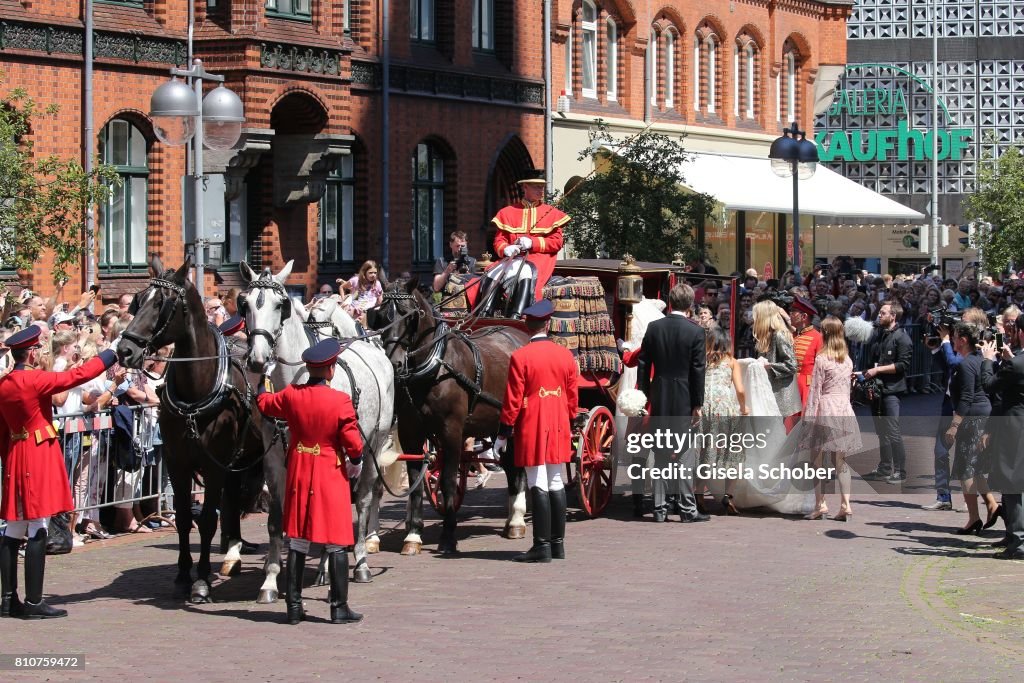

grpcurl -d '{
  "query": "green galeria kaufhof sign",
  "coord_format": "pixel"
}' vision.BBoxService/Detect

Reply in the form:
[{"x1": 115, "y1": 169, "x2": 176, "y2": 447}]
[{"x1": 815, "y1": 64, "x2": 973, "y2": 162}]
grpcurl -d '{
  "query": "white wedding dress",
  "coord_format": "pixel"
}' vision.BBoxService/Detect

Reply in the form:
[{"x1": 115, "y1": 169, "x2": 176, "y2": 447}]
[{"x1": 704, "y1": 358, "x2": 814, "y2": 514}]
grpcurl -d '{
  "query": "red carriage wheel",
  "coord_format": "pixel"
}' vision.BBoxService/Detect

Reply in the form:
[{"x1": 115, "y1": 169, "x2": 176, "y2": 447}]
[
  {"x1": 574, "y1": 406, "x2": 616, "y2": 517},
  {"x1": 424, "y1": 440, "x2": 468, "y2": 514}
]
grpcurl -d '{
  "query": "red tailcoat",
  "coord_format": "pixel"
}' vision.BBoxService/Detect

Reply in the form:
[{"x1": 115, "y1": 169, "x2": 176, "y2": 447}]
[
  {"x1": 793, "y1": 327, "x2": 824, "y2": 407},
  {"x1": 500, "y1": 337, "x2": 579, "y2": 467},
  {"x1": 257, "y1": 382, "x2": 364, "y2": 546},
  {"x1": 0, "y1": 357, "x2": 110, "y2": 520},
  {"x1": 491, "y1": 200, "x2": 569, "y2": 300}
]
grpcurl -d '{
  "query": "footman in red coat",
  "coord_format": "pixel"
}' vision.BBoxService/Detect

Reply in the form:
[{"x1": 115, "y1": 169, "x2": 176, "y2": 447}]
[
  {"x1": 0, "y1": 325, "x2": 117, "y2": 619},
  {"x1": 256, "y1": 338, "x2": 365, "y2": 625},
  {"x1": 496, "y1": 299, "x2": 579, "y2": 562}
]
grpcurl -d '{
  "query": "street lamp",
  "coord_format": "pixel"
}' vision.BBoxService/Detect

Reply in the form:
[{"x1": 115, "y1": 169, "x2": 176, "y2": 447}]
[
  {"x1": 769, "y1": 122, "x2": 818, "y2": 277},
  {"x1": 149, "y1": 59, "x2": 244, "y2": 297}
]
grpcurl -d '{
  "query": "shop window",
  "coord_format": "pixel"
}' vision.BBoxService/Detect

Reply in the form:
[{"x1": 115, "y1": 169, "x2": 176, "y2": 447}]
[
  {"x1": 411, "y1": 142, "x2": 446, "y2": 265},
  {"x1": 99, "y1": 119, "x2": 148, "y2": 272}
]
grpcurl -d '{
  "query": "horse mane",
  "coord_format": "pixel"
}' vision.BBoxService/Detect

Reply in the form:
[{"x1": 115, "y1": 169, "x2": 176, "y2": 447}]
[{"x1": 309, "y1": 295, "x2": 361, "y2": 338}]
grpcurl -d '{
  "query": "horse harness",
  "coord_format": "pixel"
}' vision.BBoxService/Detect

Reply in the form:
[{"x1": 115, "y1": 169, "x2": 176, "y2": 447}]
[
  {"x1": 239, "y1": 275, "x2": 293, "y2": 358},
  {"x1": 122, "y1": 277, "x2": 186, "y2": 353}
]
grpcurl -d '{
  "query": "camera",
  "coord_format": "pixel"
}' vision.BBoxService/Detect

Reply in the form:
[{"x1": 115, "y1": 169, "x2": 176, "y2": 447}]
[
  {"x1": 455, "y1": 244, "x2": 470, "y2": 271},
  {"x1": 758, "y1": 291, "x2": 794, "y2": 311},
  {"x1": 923, "y1": 306, "x2": 961, "y2": 342}
]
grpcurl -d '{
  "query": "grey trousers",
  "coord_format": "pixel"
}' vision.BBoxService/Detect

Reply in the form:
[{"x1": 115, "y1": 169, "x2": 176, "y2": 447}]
[
  {"x1": 652, "y1": 448, "x2": 697, "y2": 515},
  {"x1": 1004, "y1": 493, "x2": 1024, "y2": 553}
]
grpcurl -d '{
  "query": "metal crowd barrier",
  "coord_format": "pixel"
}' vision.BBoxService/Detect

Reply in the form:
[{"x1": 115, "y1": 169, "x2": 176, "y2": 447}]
[{"x1": 850, "y1": 322, "x2": 942, "y2": 392}]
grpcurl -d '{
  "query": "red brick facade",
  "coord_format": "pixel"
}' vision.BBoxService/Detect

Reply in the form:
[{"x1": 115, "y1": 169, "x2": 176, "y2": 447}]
[{"x1": 1, "y1": 0, "x2": 546, "y2": 302}]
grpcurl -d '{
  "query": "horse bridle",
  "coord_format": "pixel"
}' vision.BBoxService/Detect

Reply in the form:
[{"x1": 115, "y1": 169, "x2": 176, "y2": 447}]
[
  {"x1": 380, "y1": 291, "x2": 421, "y2": 356},
  {"x1": 122, "y1": 277, "x2": 187, "y2": 354},
  {"x1": 241, "y1": 276, "x2": 292, "y2": 359}
]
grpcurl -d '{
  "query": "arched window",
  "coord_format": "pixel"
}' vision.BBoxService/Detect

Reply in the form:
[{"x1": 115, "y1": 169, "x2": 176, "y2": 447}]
[
  {"x1": 705, "y1": 35, "x2": 718, "y2": 114},
  {"x1": 320, "y1": 155, "x2": 355, "y2": 265},
  {"x1": 745, "y1": 43, "x2": 756, "y2": 119},
  {"x1": 472, "y1": 0, "x2": 494, "y2": 51},
  {"x1": 99, "y1": 118, "x2": 148, "y2": 270},
  {"x1": 664, "y1": 32, "x2": 675, "y2": 108},
  {"x1": 410, "y1": 0, "x2": 434, "y2": 42},
  {"x1": 565, "y1": 22, "x2": 573, "y2": 95},
  {"x1": 693, "y1": 36, "x2": 700, "y2": 111},
  {"x1": 606, "y1": 18, "x2": 618, "y2": 101},
  {"x1": 411, "y1": 142, "x2": 446, "y2": 265},
  {"x1": 650, "y1": 30, "x2": 659, "y2": 107},
  {"x1": 581, "y1": 0, "x2": 598, "y2": 98},
  {"x1": 785, "y1": 50, "x2": 797, "y2": 123}
]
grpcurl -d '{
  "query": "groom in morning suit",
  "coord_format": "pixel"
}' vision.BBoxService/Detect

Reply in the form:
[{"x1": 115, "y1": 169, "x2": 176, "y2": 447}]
[{"x1": 637, "y1": 283, "x2": 709, "y2": 522}]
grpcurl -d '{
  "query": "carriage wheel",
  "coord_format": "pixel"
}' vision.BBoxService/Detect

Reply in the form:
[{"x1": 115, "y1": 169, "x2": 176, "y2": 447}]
[
  {"x1": 424, "y1": 440, "x2": 468, "y2": 515},
  {"x1": 574, "y1": 406, "x2": 616, "y2": 518}
]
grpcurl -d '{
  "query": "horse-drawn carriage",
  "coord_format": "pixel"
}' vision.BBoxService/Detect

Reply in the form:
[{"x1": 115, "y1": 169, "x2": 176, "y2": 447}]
[{"x1": 405, "y1": 257, "x2": 690, "y2": 520}]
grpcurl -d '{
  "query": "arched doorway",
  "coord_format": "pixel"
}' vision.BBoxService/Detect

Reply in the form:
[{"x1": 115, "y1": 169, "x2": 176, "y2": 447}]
[{"x1": 482, "y1": 135, "x2": 535, "y2": 255}]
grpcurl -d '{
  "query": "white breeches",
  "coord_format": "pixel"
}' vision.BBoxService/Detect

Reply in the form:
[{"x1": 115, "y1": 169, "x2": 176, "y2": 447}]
[
  {"x1": 289, "y1": 537, "x2": 345, "y2": 554},
  {"x1": 485, "y1": 257, "x2": 536, "y2": 284},
  {"x1": 2, "y1": 517, "x2": 49, "y2": 539},
  {"x1": 526, "y1": 464, "x2": 564, "y2": 492}
]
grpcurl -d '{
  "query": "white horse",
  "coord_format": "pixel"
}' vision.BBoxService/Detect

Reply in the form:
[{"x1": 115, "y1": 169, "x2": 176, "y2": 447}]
[{"x1": 240, "y1": 261, "x2": 396, "y2": 584}]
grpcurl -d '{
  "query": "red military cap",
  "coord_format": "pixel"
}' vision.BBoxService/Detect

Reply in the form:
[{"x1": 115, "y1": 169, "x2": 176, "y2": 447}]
[
  {"x1": 522, "y1": 299, "x2": 554, "y2": 321},
  {"x1": 5, "y1": 324, "x2": 43, "y2": 350},
  {"x1": 791, "y1": 296, "x2": 818, "y2": 318},
  {"x1": 218, "y1": 315, "x2": 245, "y2": 337}
]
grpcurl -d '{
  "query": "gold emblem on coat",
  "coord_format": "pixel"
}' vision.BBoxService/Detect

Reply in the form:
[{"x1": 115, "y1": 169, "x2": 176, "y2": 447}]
[{"x1": 538, "y1": 386, "x2": 562, "y2": 398}]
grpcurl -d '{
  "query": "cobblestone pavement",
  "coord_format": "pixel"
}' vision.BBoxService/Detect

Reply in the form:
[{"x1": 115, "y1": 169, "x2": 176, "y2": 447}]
[{"x1": 3, "y1": 478, "x2": 1022, "y2": 682}]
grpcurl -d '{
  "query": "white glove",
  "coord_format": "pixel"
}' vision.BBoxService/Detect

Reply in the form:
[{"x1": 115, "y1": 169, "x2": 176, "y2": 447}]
[
  {"x1": 503, "y1": 245, "x2": 521, "y2": 258},
  {"x1": 346, "y1": 460, "x2": 362, "y2": 481},
  {"x1": 493, "y1": 436, "x2": 508, "y2": 456},
  {"x1": 516, "y1": 236, "x2": 533, "y2": 250}
]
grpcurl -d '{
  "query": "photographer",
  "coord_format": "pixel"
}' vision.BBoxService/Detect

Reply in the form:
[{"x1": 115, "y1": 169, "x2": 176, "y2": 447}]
[
  {"x1": 862, "y1": 302, "x2": 913, "y2": 483},
  {"x1": 433, "y1": 230, "x2": 477, "y2": 293}
]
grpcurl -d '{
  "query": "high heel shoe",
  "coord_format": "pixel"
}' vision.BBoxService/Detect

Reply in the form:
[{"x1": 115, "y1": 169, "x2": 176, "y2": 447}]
[
  {"x1": 832, "y1": 509, "x2": 852, "y2": 522},
  {"x1": 721, "y1": 494, "x2": 740, "y2": 516},
  {"x1": 804, "y1": 508, "x2": 828, "y2": 520},
  {"x1": 984, "y1": 504, "x2": 1004, "y2": 530},
  {"x1": 955, "y1": 520, "x2": 983, "y2": 535}
]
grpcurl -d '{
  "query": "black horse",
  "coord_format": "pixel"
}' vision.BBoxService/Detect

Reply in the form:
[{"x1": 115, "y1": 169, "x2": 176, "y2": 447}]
[
  {"x1": 378, "y1": 277, "x2": 529, "y2": 554},
  {"x1": 117, "y1": 257, "x2": 280, "y2": 603}
]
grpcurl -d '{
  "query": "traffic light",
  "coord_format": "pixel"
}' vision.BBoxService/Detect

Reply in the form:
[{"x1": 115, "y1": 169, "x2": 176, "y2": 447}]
[
  {"x1": 958, "y1": 223, "x2": 974, "y2": 247},
  {"x1": 906, "y1": 227, "x2": 921, "y2": 250}
]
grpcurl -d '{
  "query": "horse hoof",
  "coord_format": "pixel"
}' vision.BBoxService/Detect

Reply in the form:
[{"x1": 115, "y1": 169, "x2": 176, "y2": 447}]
[
  {"x1": 505, "y1": 525, "x2": 527, "y2": 540},
  {"x1": 314, "y1": 570, "x2": 328, "y2": 587},
  {"x1": 173, "y1": 582, "x2": 191, "y2": 601},
  {"x1": 190, "y1": 580, "x2": 212, "y2": 604},
  {"x1": 365, "y1": 538, "x2": 380, "y2": 554},
  {"x1": 438, "y1": 540, "x2": 459, "y2": 555},
  {"x1": 353, "y1": 566, "x2": 373, "y2": 583},
  {"x1": 219, "y1": 560, "x2": 241, "y2": 577},
  {"x1": 400, "y1": 541, "x2": 422, "y2": 556},
  {"x1": 256, "y1": 589, "x2": 278, "y2": 604}
]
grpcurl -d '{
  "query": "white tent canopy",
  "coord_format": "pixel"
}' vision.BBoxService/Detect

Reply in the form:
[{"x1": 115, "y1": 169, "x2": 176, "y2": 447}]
[{"x1": 677, "y1": 151, "x2": 924, "y2": 220}]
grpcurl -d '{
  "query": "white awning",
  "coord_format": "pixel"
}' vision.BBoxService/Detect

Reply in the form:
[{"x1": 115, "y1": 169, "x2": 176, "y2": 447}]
[{"x1": 677, "y1": 151, "x2": 925, "y2": 221}]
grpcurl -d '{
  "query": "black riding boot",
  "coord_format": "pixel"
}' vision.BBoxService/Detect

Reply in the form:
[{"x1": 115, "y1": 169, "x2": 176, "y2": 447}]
[
  {"x1": 477, "y1": 277, "x2": 499, "y2": 317},
  {"x1": 549, "y1": 488, "x2": 567, "y2": 560},
  {"x1": 0, "y1": 536, "x2": 24, "y2": 618},
  {"x1": 285, "y1": 548, "x2": 306, "y2": 625},
  {"x1": 632, "y1": 493, "x2": 645, "y2": 518},
  {"x1": 507, "y1": 279, "x2": 535, "y2": 320},
  {"x1": 515, "y1": 487, "x2": 552, "y2": 563},
  {"x1": 328, "y1": 551, "x2": 363, "y2": 624},
  {"x1": 22, "y1": 528, "x2": 66, "y2": 619}
]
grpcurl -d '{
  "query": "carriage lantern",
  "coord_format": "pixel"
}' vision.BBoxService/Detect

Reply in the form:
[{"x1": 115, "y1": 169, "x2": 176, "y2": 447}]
[
  {"x1": 476, "y1": 251, "x2": 494, "y2": 273},
  {"x1": 616, "y1": 254, "x2": 644, "y2": 305}
]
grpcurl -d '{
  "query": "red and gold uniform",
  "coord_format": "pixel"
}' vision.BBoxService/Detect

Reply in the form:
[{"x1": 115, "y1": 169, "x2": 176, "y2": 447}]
[
  {"x1": 0, "y1": 354, "x2": 114, "y2": 521},
  {"x1": 491, "y1": 199, "x2": 569, "y2": 300},
  {"x1": 257, "y1": 381, "x2": 363, "y2": 546},
  {"x1": 793, "y1": 325, "x2": 823, "y2": 407},
  {"x1": 499, "y1": 336, "x2": 579, "y2": 467}
]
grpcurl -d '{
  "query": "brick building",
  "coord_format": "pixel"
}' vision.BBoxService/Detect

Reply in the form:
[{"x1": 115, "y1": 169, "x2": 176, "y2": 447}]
[
  {"x1": 0, "y1": 0, "x2": 546, "y2": 302},
  {"x1": 548, "y1": 0, "x2": 920, "y2": 277}
]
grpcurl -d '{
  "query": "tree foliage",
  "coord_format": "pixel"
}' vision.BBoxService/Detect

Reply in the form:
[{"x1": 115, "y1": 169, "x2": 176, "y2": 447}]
[
  {"x1": 0, "y1": 77, "x2": 117, "y2": 281},
  {"x1": 556, "y1": 122, "x2": 714, "y2": 264},
  {"x1": 962, "y1": 142, "x2": 1024, "y2": 274}
]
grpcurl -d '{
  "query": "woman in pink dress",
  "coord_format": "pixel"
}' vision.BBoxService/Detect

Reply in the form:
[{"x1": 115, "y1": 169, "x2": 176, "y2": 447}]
[
  {"x1": 803, "y1": 316, "x2": 862, "y2": 521},
  {"x1": 344, "y1": 260, "x2": 384, "y2": 323}
]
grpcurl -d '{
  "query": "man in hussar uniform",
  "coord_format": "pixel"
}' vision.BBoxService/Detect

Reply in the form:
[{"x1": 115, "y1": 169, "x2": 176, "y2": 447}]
[
  {"x1": 0, "y1": 325, "x2": 117, "y2": 619},
  {"x1": 478, "y1": 169, "x2": 570, "y2": 319},
  {"x1": 495, "y1": 300, "x2": 579, "y2": 562},
  {"x1": 790, "y1": 297, "x2": 823, "y2": 408},
  {"x1": 256, "y1": 338, "x2": 365, "y2": 625}
]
